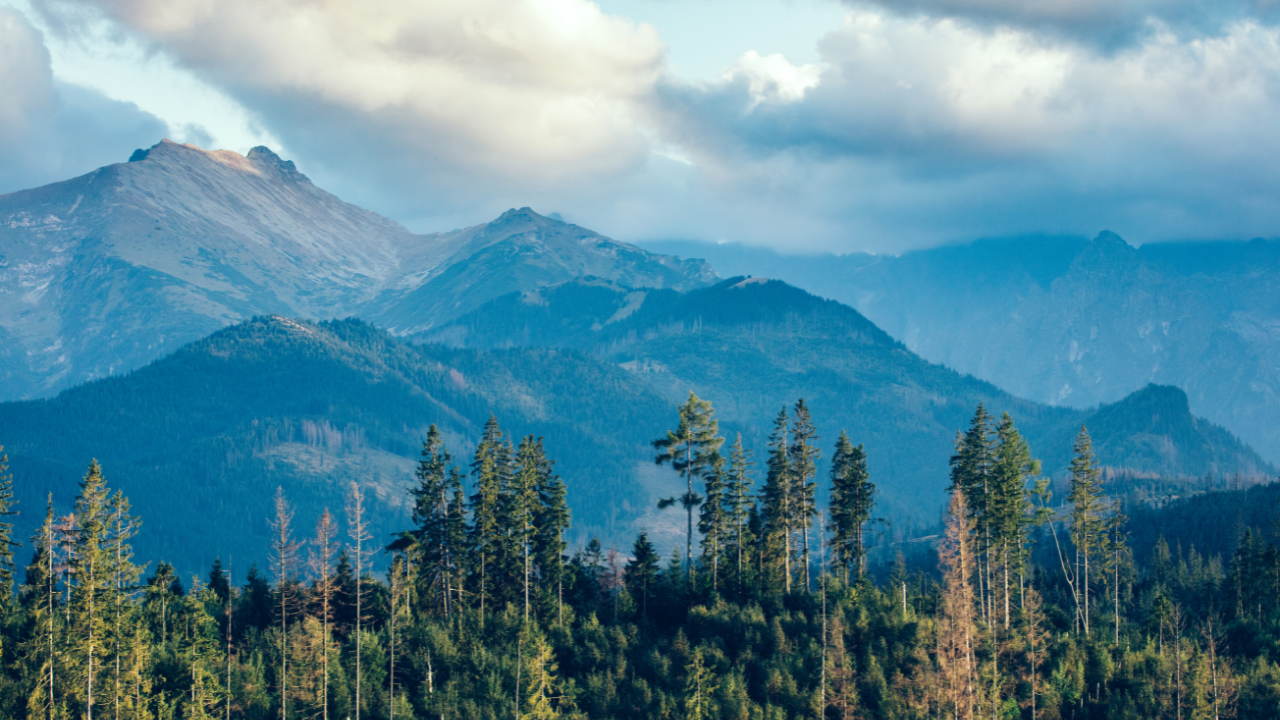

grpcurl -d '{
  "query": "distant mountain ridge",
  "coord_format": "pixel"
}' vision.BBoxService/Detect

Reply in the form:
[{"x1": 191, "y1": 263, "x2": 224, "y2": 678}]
[
  {"x1": 643, "y1": 234, "x2": 1280, "y2": 464},
  {"x1": 0, "y1": 140, "x2": 712, "y2": 399},
  {"x1": 1, "y1": 278, "x2": 1267, "y2": 573}
]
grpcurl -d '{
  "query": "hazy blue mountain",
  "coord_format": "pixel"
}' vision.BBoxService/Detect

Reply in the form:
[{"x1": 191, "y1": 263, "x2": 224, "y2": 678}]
[
  {"x1": 421, "y1": 276, "x2": 1271, "y2": 512},
  {"x1": 2, "y1": 278, "x2": 1267, "y2": 573},
  {"x1": 0, "y1": 315, "x2": 678, "y2": 572},
  {"x1": 0, "y1": 141, "x2": 711, "y2": 400},
  {"x1": 643, "y1": 234, "x2": 1280, "y2": 463}
]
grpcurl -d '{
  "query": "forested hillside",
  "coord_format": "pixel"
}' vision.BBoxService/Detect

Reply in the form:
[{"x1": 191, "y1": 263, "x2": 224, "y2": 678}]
[
  {"x1": 0, "y1": 404, "x2": 1277, "y2": 719},
  {"x1": 0, "y1": 279, "x2": 1268, "y2": 576},
  {"x1": 644, "y1": 234, "x2": 1280, "y2": 465}
]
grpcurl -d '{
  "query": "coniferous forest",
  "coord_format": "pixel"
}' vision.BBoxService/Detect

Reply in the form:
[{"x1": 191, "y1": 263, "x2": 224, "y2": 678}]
[{"x1": 2, "y1": 395, "x2": 1280, "y2": 720}]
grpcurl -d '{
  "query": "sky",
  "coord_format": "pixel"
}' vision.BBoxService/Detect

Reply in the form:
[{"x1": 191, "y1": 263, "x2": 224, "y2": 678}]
[{"x1": 2, "y1": 0, "x2": 1280, "y2": 253}]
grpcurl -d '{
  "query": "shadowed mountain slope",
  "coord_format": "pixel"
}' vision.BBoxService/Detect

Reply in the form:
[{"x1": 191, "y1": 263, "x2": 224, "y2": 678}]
[{"x1": 644, "y1": 234, "x2": 1280, "y2": 465}]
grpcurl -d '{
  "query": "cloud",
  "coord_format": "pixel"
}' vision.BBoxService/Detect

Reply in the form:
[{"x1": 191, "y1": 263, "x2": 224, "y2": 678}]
[
  {"x1": 30, "y1": 0, "x2": 668, "y2": 226},
  {"x1": 0, "y1": 6, "x2": 168, "y2": 195},
  {"x1": 20, "y1": 0, "x2": 1280, "y2": 253},
  {"x1": 850, "y1": 0, "x2": 1280, "y2": 49},
  {"x1": 643, "y1": 11, "x2": 1280, "y2": 250},
  {"x1": 721, "y1": 51, "x2": 821, "y2": 107}
]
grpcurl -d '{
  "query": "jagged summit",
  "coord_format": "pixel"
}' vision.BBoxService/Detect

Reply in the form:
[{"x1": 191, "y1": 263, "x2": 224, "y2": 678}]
[{"x1": 0, "y1": 143, "x2": 715, "y2": 399}]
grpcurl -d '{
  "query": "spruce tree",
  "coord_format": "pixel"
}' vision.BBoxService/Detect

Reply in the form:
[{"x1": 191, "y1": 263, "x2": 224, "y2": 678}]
[
  {"x1": 532, "y1": 439, "x2": 570, "y2": 624},
  {"x1": 0, "y1": 446, "x2": 19, "y2": 602},
  {"x1": 789, "y1": 399, "x2": 821, "y2": 591},
  {"x1": 949, "y1": 405, "x2": 996, "y2": 623},
  {"x1": 22, "y1": 496, "x2": 59, "y2": 720},
  {"x1": 723, "y1": 435, "x2": 755, "y2": 589},
  {"x1": 511, "y1": 436, "x2": 544, "y2": 621},
  {"x1": 269, "y1": 487, "x2": 302, "y2": 719},
  {"x1": 990, "y1": 413, "x2": 1037, "y2": 628},
  {"x1": 1067, "y1": 425, "x2": 1105, "y2": 634},
  {"x1": 407, "y1": 426, "x2": 460, "y2": 617},
  {"x1": 344, "y1": 483, "x2": 373, "y2": 720},
  {"x1": 760, "y1": 407, "x2": 793, "y2": 592},
  {"x1": 697, "y1": 450, "x2": 729, "y2": 593},
  {"x1": 829, "y1": 433, "x2": 875, "y2": 581},
  {"x1": 625, "y1": 531, "x2": 660, "y2": 622},
  {"x1": 654, "y1": 392, "x2": 724, "y2": 583},
  {"x1": 69, "y1": 459, "x2": 113, "y2": 720},
  {"x1": 468, "y1": 415, "x2": 512, "y2": 620},
  {"x1": 105, "y1": 490, "x2": 142, "y2": 720}
]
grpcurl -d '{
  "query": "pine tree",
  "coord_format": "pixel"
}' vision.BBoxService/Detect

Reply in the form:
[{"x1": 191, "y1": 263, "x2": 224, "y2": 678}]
[
  {"x1": 625, "y1": 531, "x2": 660, "y2": 622},
  {"x1": 208, "y1": 559, "x2": 230, "y2": 606},
  {"x1": 937, "y1": 491, "x2": 977, "y2": 720},
  {"x1": 1067, "y1": 426, "x2": 1105, "y2": 634},
  {"x1": 829, "y1": 433, "x2": 875, "y2": 581},
  {"x1": 1022, "y1": 585, "x2": 1049, "y2": 720},
  {"x1": 69, "y1": 460, "x2": 114, "y2": 720},
  {"x1": 269, "y1": 487, "x2": 302, "y2": 720},
  {"x1": 309, "y1": 509, "x2": 337, "y2": 720},
  {"x1": 697, "y1": 450, "x2": 729, "y2": 592},
  {"x1": 949, "y1": 405, "x2": 997, "y2": 625},
  {"x1": 344, "y1": 483, "x2": 373, "y2": 720},
  {"x1": 789, "y1": 398, "x2": 821, "y2": 591},
  {"x1": 654, "y1": 392, "x2": 724, "y2": 583},
  {"x1": 468, "y1": 415, "x2": 513, "y2": 621},
  {"x1": 105, "y1": 490, "x2": 142, "y2": 720},
  {"x1": 532, "y1": 439, "x2": 570, "y2": 625},
  {"x1": 760, "y1": 407, "x2": 793, "y2": 592},
  {"x1": 406, "y1": 426, "x2": 460, "y2": 617},
  {"x1": 723, "y1": 435, "x2": 755, "y2": 592},
  {"x1": 510, "y1": 436, "x2": 545, "y2": 621},
  {"x1": 0, "y1": 445, "x2": 19, "y2": 602},
  {"x1": 681, "y1": 647, "x2": 719, "y2": 720},
  {"x1": 990, "y1": 413, "x2": 1038, "y2": 628},
  {"x1": 22, "y1": 496, "x2": 59, "y2": 720}
]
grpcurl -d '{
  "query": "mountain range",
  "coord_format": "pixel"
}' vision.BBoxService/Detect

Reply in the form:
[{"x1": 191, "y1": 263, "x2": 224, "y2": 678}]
[
  {"x1": 645, "y1": 234, "x2": 1280, "y2": 464},
  {"x1": 0, "y1": 140, "x2": 712, "y2": 399},
  {"x1": 0, "y1": 141, "x2": 1272, "y2": 572},
  {"x1": 0, "y1": 280, "x2": 1267, "y2": 572}
]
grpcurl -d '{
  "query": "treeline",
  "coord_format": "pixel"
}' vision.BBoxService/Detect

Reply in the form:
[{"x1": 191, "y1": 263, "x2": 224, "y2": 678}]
[{"x1": 0, "y1": 396, "x2": 1279, "y2": 718}]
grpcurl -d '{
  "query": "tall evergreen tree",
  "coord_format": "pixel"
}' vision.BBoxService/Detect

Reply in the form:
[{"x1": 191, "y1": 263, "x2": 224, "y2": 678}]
[
  {"x1": 789, "y1": 399, "x2": 821, "y2": 591},
  {"x1": 1067, "y1": 425, "x2": 1105, "y2": 634},
  {"x1": 511, "y1": 436, "x2": 545, "y2": 621},
  {"x1": 345, "y1": 483, "x2": 373, "y2": 720},
  {"x1": 697, "y1": 450, "x2": 729, "y2": 592},
  {"x1": 723, "y1": 435, "x2": 755, "y2": 588},
  {"x1": 532, "y1": 440, "x2": 570, "y2": 625},
  {"x1": 21, "y1": 496, "x2": 59, "y2": 720},
  {"x1": 68, "y1": 460, "x2": 114, "y2": 720},
  {"x1": 105, "y1": 490, "x2": 142, "y2": 720},
  {"x1": 405, "y1": 426, "x2": 462, "y2": 617},
  {"x1": 990, "y1": 413, "x2": 1038, "y2": 628},
  {"x1": 949, "y1": 405, "x2": 997, "y2": 623},
  {"x1": 654, "y1": 392, "x2": 724, "y2": 583},
  {"x1": 625, "y1": 531, "x2": 660, "y2": 622},
  {"x1": 760, "y1": 407, "x2": 793, "y2": 592},
  {"x1": 269, "y1": 487, "x2": 302, "y2": 719},
  {"x1": 0, "y1": 446, "x2": 19, "y2": 602},
  {"x1": 468, "y1": 415, "x2": 513, "y2": 620},
  {"x1": 829, "y1": 433, "x2": 875, "y2": 581}
]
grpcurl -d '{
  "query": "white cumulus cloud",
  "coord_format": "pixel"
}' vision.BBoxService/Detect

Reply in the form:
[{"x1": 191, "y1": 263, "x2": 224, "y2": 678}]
[{"x1": 0, "y1": 6, "x2": 167, "y2": 194}]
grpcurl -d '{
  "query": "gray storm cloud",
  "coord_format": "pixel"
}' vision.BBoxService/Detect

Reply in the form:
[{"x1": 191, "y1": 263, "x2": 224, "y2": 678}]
[
  {"x1": 0, "y1": 6, "x2": 168, "y2": 195},
  {"x1": 19, "y1": 0, "x2": 1280, "y2": 251}
]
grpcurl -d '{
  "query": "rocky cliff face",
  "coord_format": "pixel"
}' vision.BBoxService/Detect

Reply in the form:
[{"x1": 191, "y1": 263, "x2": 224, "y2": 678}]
[{"x1": 0, "y1": 141, "x2": 713, "y2": 399}]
